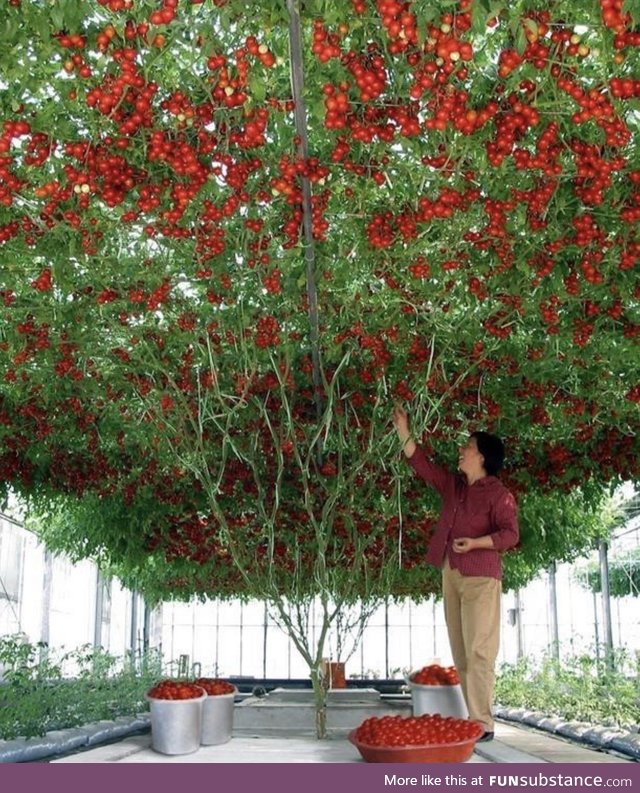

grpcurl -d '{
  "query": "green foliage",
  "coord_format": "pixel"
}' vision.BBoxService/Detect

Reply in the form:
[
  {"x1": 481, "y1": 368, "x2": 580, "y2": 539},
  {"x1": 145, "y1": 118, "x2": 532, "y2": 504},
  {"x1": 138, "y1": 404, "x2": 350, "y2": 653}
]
[
  {"x1": 0, "y1": 635, "x2": 162, "y2": 740},
  {"x1": 575, "y1": 547, "x2": 640, "y2": 598},
  {"x1": 0, "y1": 0, "x2": 638, "y2": 609},
  {"x1": 502, "y1": 486, "x2": 614, "y2": 591},
  {"x1": 496, "y1": 649, "x2": 640, "y2": 728}
]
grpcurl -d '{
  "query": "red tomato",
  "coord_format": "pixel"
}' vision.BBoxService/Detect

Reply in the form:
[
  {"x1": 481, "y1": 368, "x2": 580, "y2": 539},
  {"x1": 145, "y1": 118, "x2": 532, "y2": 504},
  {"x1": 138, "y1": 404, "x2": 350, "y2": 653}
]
[
  {"x1": 193, "y1": 677, "x2": 235, "y2": 696},
  {"x1": 354, "y1": 714, "x2": 482, "y2": 747},
  {"x1": 147, "y1": 679, "x2": 205, "y2": 700},
  {"x1": 410, "y1": 664, "x2": 461, "y2": 686}
]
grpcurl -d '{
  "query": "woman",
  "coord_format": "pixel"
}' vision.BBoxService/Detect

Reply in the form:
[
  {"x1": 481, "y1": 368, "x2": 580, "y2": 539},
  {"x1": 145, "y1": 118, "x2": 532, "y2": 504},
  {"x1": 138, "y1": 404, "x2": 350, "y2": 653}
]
[{"x1": 392, "y1": 404, "x2": 519, "y2": 742}]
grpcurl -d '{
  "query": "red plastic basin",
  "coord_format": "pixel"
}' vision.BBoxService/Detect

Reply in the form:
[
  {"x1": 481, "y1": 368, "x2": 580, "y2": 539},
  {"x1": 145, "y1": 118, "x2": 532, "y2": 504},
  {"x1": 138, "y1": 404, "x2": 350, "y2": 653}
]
[{"x1": 348, "y1": 729, "x2": 479, "y2": 763}]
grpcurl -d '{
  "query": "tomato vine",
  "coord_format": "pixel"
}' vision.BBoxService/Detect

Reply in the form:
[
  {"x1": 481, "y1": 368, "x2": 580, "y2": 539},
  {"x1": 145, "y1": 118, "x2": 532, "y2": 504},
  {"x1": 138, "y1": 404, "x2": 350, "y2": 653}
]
[{"x1": 0, "y1": 0, "x2": 638, "y2": 606}]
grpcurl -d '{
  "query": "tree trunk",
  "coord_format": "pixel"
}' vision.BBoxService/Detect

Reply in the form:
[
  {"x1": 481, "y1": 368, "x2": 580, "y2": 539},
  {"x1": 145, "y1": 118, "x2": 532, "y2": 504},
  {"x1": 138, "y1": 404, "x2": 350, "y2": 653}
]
[{"x1": 310, "y1": 665, "x2": 328, "y2": 739}]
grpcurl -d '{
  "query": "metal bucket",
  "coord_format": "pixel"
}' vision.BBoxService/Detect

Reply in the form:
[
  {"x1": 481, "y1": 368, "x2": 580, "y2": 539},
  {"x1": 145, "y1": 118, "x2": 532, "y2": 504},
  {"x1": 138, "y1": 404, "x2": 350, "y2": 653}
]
[
  {"x1": 201, "y1": 687, "x2": 236, "y2": 746},
  {"x1": 146, "y1": 690, "x2": 207, "y2": 755},
  {"x1": 410, "y1": 682, "x2": 468, "y2": 718},
  {"x1": 321, "y1": 660, "x2": 346, "y2": 689}
]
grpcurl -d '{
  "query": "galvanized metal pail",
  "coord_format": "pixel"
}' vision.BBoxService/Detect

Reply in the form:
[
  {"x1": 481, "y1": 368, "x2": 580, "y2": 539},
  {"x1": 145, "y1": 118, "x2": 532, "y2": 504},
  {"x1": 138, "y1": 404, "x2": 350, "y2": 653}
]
[
  {"x1": 410, "y1": 681, "x2": 468, "y2": 718},
  {"x1": 146, "y1": 690, "x2": 207, "y2": 755},
  {"x1": 201, "y1": 687, "x2": 236, "y2": 745}
]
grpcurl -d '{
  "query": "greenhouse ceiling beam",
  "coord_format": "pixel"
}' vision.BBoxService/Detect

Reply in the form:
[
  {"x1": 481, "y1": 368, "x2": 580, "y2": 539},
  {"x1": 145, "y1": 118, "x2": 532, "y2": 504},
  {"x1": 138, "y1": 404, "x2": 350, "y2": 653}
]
[{"x1": 286, "y1": 0, "x2": 324, "y2": 426}]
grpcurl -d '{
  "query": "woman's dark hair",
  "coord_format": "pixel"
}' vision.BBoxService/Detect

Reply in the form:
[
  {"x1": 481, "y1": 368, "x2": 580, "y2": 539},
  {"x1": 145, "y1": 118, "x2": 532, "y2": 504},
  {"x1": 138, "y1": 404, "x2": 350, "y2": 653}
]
[{"x1": 471, "y1": 431, "x2": 505, "y2": 476}]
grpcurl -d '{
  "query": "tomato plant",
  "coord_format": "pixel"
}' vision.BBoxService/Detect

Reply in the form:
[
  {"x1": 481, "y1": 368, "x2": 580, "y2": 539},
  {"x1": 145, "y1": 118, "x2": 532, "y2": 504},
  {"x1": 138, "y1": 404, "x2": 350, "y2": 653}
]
[{"x1": 0, "y1": 0, "x2": 638, "y2": 739}]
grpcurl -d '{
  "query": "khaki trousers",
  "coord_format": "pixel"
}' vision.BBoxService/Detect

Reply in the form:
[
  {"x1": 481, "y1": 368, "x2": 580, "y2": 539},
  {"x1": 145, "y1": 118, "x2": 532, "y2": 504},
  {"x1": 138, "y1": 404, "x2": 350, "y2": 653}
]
[{"x1": 442, "y1": 560, "x2": 501, "y2": 731}]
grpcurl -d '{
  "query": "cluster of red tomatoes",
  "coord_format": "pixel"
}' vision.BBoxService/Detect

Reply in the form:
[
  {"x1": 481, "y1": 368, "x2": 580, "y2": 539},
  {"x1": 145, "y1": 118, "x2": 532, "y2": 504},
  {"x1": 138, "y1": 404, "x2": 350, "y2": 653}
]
[
  {"x1": 193, "y1": 678, "x2": 236, "y2": 696},
  {"x1": 147, "y1": 678, "x2": 235, "y2": 699},
  {"x1": 147, "y1": 680, "x2": 206, "y2": 700},
  {"x1": 355, "y1": 714, "x2": 482, "y2": 747},
  {"x1": 410, "y1": 664, "x2": 461, "y2": 686},
  {"x1": 255, "y1": 315, "x2": 281, "y2": 349}
]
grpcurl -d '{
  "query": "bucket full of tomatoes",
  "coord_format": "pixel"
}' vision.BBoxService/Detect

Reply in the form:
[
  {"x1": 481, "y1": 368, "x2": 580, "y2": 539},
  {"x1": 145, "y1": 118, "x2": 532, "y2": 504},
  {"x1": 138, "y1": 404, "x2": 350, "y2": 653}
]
[
  {"x1": 194, "y1": 678, "x2": 237, "y2": 745},
  {"x1": 146, "y1": 680, "x2": 207, "y2": 755},
  {"x1": 408, "y1": 664, "x2": 468, "y2": 719}
]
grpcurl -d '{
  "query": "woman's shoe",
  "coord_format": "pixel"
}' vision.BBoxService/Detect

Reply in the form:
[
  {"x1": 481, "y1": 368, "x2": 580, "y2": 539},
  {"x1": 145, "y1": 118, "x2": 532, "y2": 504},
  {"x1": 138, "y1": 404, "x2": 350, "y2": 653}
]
[{"x1": 477, "y1": 731, "x2": 494, "y2": 742}]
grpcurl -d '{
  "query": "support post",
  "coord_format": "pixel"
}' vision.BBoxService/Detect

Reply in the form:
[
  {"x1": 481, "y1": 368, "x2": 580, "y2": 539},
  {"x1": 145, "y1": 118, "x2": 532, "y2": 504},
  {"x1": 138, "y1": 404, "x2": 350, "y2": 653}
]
[
  {"x1": 384, "y1": 598, "x2": 389, "y2": 678},
  {"x1": 40, "y1": 550, "x2": 53, "y2": 648},
  {"x1": 599, "y1": 541, "x2": 614, "y2": 667},
  {"x1": 130, "y1": 589, "x2": 139, "y2": 660},
  {"x1": 94, "y1": 568, "x2": 104, "y2": 649},
  {"x1": 262, "y1": 601, "x2": 268, "y2": 679},
  {"x1": 286, "y1": 0, "x2": 323, "y2": 425},
  {"x1": 514, "y1": 590, "x2": 524, "y2": 660},
  {"x1": 548, "y1": 562, "x2": 560, "y2": 661}
]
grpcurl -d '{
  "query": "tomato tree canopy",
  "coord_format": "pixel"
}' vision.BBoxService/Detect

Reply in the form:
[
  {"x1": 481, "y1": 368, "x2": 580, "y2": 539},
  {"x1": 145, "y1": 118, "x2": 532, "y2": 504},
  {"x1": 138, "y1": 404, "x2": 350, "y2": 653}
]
[{"x1": 0, "y1": 0, "x2": 638, "y2": 602}]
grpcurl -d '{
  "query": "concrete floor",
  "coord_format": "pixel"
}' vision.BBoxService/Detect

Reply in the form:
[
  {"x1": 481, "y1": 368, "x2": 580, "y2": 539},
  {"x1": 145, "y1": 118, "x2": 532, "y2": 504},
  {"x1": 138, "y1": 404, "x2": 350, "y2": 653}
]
[
  {"x1": 40, "y1": 688, "x2": 635, "y2": 765},
  {"x1": 51, "y1": 721, "x2": 635, "y2": 764}
]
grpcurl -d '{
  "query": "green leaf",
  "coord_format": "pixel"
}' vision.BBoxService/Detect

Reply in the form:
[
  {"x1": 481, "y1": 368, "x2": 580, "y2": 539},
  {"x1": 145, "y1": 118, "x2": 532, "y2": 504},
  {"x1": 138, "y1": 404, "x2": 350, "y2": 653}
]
[
  {"x1": 49, "y1": 5, "x2": 65, "y2": 30},
  {"x1": 472, "y1": 3, "x2": 488, "y2": 35},
  {"x1": 508, "y1": 13, "x2": 521, "y2": 39},
  {"x1": 249, "y1": 76, "x2": 266, "y2": 103},
  {"x1": 3, "y1": 15, "x2": 19, "y2": 42},
  {"x1": 622, "y1": 0, "x2": 639, "y2": 25},
  {"x1": 515, "y1": 24, "x2": 527, "y2": 56},
  {"x1": 420, "y1": 7, "x2": 440, "y2": 23}
]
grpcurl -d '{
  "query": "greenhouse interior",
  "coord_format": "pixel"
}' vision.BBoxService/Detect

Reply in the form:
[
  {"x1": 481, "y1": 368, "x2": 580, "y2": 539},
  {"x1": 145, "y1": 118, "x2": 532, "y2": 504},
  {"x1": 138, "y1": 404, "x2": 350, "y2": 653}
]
[{"x1": 0, "y1": 0, "x2": 639, "y2": 769}]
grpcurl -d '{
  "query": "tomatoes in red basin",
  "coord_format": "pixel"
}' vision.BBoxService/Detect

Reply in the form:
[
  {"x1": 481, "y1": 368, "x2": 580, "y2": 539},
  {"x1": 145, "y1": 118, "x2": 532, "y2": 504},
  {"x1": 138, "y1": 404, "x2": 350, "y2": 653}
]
[
  {"x1": 147, "y1": 679, "x2": 205, "y2": 700},
  {"x1": 410, "y1": 664, "x2": 460, "y2": 685},
  {"x1": 193, "y1": 677, "x2": 235, "y2": 696},
  {"x1": 354, "y1": 714, "x2": 483, "y2": 747}
]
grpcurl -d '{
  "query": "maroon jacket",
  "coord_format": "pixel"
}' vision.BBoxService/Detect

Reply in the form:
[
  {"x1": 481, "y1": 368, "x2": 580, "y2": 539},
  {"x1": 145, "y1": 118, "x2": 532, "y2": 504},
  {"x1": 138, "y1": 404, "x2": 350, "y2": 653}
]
[{"x1": 408, "y1": 445, "x2": 519, "y2": 580}]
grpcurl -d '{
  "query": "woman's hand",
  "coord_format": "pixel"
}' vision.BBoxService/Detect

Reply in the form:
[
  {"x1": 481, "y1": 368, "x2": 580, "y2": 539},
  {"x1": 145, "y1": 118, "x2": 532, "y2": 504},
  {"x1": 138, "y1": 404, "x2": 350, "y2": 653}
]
[
  {"x1": 452, "y1": 538, "x2": 476, "y2": 554},
  {"x1": 392, "y1": 404, "x2": 416, "y2": 458},
  {"x1": 453, "y1": 536, "x2": 495, "y2": 554},
  {"x1": 392, "y1": 404, "x2": 409, "y2": 438}
]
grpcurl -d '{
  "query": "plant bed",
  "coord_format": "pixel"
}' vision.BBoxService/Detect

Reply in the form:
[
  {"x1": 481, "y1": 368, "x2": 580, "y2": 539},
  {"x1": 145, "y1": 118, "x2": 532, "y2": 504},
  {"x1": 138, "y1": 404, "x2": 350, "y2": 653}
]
[{"x1": 0, "y1": 715, "x2": 151, "y2": 764}]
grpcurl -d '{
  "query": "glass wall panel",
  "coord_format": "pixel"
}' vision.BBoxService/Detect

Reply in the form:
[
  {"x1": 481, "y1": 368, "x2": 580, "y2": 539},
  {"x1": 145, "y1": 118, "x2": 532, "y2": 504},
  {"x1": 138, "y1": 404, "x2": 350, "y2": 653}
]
[
  {"x1": 215, "y1": 625, "x2": 242, "y2": 677},
  {"x1": 264, "y1": 626, "x2": 294, "y2": 679}
]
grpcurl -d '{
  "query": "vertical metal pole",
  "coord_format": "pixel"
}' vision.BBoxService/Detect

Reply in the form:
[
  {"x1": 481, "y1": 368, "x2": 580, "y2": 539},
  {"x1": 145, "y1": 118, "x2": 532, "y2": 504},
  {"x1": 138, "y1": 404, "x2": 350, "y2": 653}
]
[
  {"x1": 94, "y1": 568, "x2": 104, "y2": 649},
  {"x1": 592, "y1": 590, "x2": 600, "y2": 666},
  {"x1": 17, "y1": 530, "x2": 27, "y2": 631},
  {"x1": 239, "y1": 601, "x2": 244, "y2": 676},
  {"x1": 130, "y1": 590, "x2": 138, "y2": 658},
  {"x1": 214, "y1": 600, "x2": 220, "y2": 676},
  {"x1": 599, "y1": 541, "x2": 614, "y2": 667},
  {"x1": 262, "y1": 602, "x2": 268, "y2": 679},
  {"x1": 384, "y1": 599, "x2": 389, "y2": 678},
  {"x1": 100, "y1": 576, "x2": 113, "y2": 652},
  {"x1": 286, "y1": 0, "x2": 323, "y2": 424},
  {"x1": 170, "y1": 602, "x2": 175, "y2": 668},
  {"x1": 548, "y1": 562, "x2": 560, "y2": 661},
  {"x1": 567, "y1": 572, "x2": 575, "y2": 644},
  {"x1": 432, "y1": 597, "x2": 437, "y2": 658},
  {"x1": 515, "y1": 590, "x2": 524, "y2": 660},
  {"x1": 40, "y1": 549, "x2": 53, "y2": 648},
  {"x1": 143, "y1": 600, "x2": 151, "y2": 654},
  {"x1": 408, "y1": 600, "x2": 413, "y2": 672},
  {"x1": 191, "y1": 601, "x2": 196, "y2": 669}
]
